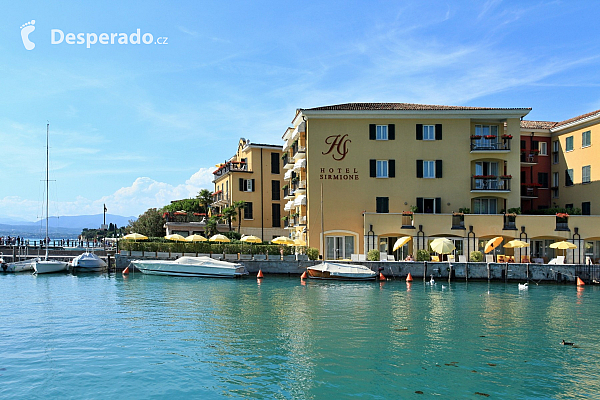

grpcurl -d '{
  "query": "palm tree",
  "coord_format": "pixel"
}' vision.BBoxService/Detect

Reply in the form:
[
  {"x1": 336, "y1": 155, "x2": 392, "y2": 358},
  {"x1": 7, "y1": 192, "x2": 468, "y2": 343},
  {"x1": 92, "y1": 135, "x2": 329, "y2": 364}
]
[
  {"x1": 197, "y1": 189, "x2": 213, "y2": 215},
  {"x1": 233, "y1": 200, "x2": 246, "y2": 233},
  {"x1": 222, "y1": 206, "x2": 237, "y2": 231},
  {"x1": 205, "y1": 216, "x2": 218, "y2": 237}
]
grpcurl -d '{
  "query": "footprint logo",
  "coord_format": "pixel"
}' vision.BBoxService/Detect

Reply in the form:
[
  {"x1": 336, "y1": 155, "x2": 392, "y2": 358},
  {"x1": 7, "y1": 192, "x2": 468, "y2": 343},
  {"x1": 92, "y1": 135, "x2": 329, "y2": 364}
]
[{"x1": 20, "y1": 20, "x2": 36, "y2": 50}]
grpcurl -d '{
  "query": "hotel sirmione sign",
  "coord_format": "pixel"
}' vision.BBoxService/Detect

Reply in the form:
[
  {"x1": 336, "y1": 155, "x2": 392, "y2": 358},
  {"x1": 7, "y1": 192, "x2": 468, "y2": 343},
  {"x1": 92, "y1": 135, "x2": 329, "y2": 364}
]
[{"x1": 320, "y1": 133, "x2": 359, "y2": 180}]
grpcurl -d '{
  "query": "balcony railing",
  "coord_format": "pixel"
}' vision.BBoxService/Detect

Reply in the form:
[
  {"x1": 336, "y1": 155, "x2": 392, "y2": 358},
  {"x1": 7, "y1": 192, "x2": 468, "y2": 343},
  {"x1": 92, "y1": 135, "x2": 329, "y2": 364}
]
[
  {"x1": 503, "y1": 214, "x2": 517, "y2": 230},
  {"x1": 211, "y1": 192, "x2": 229, "y2": 204},
  {"x1": 470, "y1": 137, "x2": 511, "y2": 151},
  {"x1": 213, "y1": 161, "x2": 248, "y2": 179},
  {"x1": 471, "y1": 176, "x2": 511, "y2": 191},
  {"x1": 293, "y1": 145, "x2": 306, "y2": 160},
  {"x1": 451, "y1": 214, "x2": 465, "y2": 229},
  {"x1": 520, "y1": 152, "x2": 539, "y2": 163}
]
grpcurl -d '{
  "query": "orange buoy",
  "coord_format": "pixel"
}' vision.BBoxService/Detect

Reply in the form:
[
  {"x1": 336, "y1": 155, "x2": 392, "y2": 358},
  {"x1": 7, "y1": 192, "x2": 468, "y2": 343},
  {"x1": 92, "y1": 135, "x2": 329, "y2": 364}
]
[
  {"x1": 406, "y1": 273, "x2": 413, "y2": 282},
  {"x1": 379, "y1": 272, "x2": 386, "y2": 280},
  {"x1": 122, "y1": 266, "x2": 129, "y2": 274},
  {"x1": 301, "y1": 271, "x2": 307, "y2": 280},
  {"x1": 257, "y1": 269, "x2": 264, "y2": 278},
  {"x1": 576, "y1": 276, "x2": 585, "y2": 286}
]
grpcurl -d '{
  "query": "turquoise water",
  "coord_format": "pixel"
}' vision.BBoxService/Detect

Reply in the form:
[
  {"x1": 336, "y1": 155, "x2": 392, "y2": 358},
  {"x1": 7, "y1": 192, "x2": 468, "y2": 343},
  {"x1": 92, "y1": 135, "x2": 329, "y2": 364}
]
[{"x1": 1, "y1": 273, "x2": 599, "y2": 399}]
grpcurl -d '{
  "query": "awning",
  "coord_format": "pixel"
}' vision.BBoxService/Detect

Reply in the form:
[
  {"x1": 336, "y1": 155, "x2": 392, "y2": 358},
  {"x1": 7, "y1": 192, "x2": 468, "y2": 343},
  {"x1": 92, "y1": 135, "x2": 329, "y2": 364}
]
[
  {"x1": 291, "y1": 126, "x2": 300, "y2": 141},
  {"x1": 293, "y1": 158, "x2": 306, "y2": 171},
  {"x1": 284, "y1": 200, "x2": 295, "y2": 211},
  {"x1": 294, "y1": 195, "x2": 307, "y2": 206},
  {"x1": 284, "y1": 169, "x2": 293, "y2": 180}
]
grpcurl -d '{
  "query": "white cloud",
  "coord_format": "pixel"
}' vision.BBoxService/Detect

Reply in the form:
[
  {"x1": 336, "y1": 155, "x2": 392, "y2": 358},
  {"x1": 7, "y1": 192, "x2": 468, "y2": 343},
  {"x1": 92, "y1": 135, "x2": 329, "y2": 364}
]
[{"x1": 0, "y1": 167, "x2": 216, "y2": 221}]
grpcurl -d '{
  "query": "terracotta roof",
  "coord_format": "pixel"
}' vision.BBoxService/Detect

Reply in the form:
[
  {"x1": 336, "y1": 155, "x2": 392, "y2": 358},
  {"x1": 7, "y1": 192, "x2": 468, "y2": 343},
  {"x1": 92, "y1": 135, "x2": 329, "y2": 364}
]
[
  {"x1": 302, "y1": 102, "x2": 531, "y2": 111},
  {"x1": 554, "y1": 108, "x2": 600, "y2": 128},
  {"x1": 520, "y1": 120, "x2": 557, "y2": 130}
]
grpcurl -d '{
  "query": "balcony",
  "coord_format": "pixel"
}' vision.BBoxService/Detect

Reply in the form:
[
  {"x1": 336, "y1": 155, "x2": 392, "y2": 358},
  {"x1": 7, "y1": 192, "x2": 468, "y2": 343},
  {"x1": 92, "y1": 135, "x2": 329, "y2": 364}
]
[
  {"x1": 470, "y1": 135, "x2": 511, "y2": 152},
  {"x1": 293, "y1": 145, "x2": 306, "y2": 160},
  {"x1": 211, "y1": 191, "x2": 229, "y2": 206},
  {"x1": 503, "y1": 214, "x2": 517, "y2": 230},
  {"x1": 471, "y1": 176, "x2": 511, "y2": 191},
  {"x1": 296, "y1": 180, "x2": 306, "y2": 194},
  {"x1": 520, "y1": 185, "x2": 539, "y2": 198},
  {"x1": 213, "y1": 161, "x2": 248, "y2": 179},
  {"x1": 520, "y1": 151, "x2": 539, "y2": 164},
  {"x1": 451, "y1": 213, "x2": 465, "y2": 229}
]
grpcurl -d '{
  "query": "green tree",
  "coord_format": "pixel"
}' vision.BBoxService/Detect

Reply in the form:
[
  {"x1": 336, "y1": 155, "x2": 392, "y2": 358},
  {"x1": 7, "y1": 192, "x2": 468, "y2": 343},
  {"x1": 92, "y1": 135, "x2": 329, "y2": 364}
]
[
  {"x1": 222, "y1": 206, "x2": 237, "y2": 231},
  {"x1": 233, "y1": 200, "x2": 246, "y2": 233},
  {"x1": 197, "y1": 189, "x2": 213, "y2": 214},
  {"x1": 162, "y1": 198, "x2": 202, "y2": 213},
  {"x1": 205, "y1": 216, "x2": 219, "y2": 237},
  {"x1": 127, "y1": 208, "x2": 165, "y2": 237}
]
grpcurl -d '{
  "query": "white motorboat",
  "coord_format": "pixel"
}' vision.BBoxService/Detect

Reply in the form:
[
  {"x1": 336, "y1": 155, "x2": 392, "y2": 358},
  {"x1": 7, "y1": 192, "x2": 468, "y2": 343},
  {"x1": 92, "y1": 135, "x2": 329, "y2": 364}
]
[
  {"x1": 130, "y1": 256, "x2": 248, "y2": 278},
  {"x1": 33, "y1": 123, "x2": 68, "y2": 275},
  {"x1": 4, "y1": 258, "x2": 39, "y2": 273},
  {"x1": 71, "y1": 252, "x2": 107, "y2": 272},
  {"x1": 307, "y1": 262, "x2": 377, "y2": 280}
]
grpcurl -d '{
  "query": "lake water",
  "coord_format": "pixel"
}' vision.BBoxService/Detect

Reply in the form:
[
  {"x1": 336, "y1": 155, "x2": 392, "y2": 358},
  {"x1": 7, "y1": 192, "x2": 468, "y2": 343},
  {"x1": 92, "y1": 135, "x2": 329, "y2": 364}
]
[{"x1": 1, "y1": 273, "x2": 599, "y2": 399}]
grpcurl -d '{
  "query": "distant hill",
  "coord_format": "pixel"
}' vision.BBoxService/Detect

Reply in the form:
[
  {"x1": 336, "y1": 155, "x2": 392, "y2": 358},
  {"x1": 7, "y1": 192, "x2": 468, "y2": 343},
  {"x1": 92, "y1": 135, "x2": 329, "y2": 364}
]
[{"x1": 0, "y1": 214, "x2": 135, "y2": 238}]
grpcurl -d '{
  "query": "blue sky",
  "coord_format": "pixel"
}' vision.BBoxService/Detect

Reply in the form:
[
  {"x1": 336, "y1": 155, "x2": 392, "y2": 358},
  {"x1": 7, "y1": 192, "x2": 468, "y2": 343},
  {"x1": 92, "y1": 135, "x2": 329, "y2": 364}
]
[{"x1": 1, "y1": 0, "x2": 600, "y2": 222}]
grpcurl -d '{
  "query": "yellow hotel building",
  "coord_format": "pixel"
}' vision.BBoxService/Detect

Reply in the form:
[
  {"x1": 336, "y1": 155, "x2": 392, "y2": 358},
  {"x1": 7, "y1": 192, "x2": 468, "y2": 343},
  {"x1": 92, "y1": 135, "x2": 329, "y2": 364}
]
[
  {"x1": 212, "y1": 138, "x2": 287, "y2": 240},
  {"x1": 280, "y1": 103, "x2": 600, "y2": 263}
]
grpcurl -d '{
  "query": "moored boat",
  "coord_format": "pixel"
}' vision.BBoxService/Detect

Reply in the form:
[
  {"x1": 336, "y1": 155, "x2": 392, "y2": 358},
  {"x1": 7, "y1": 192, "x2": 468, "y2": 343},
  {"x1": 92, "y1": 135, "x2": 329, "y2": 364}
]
[
  {"x1": 307, "y1": 262, "x2": 377, "y2": 280},
  {"x1": 71, "y1": 252, "x2": 107, "y2": 272},
  {"x1": 131, "y1": 256, "x2": 248, "y2": 278},
  {"x1": 4, "y1": 258, "x2": 39, "y2": 273},
  {"x1": 34, "y1": 260, "x2": 68, "y2": 274}
]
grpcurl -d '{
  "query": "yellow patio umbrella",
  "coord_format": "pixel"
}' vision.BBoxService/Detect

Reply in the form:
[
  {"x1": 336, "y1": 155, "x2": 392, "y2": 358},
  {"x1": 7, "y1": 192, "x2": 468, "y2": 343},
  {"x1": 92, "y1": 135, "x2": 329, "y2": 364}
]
[
  {"x1": 293, "y1": 238, "x2": 307, "y2": 246},
  {"x1": 240, "y1": 235, "x2": 262, "y2": 243},
  {"x1": 165, "y1": 234, "x2": 186, "y2": 241},
  {"x1": 209, "y1": 234, "x2": 231, "y2": 243},
  {"x1": 122, "y1": 233, "x2": 148, "y2": 241},
  {"x1": 550, "y1": 240, "x2": 577, "y2": 257},
  {"x1": 393, "y1": 236, "x2": 412, "y2": 252},
  {"x1": 503, "y1": 239, "x2": 530, "y2": 248},
  {"x1": 429, "y1": 238, "x2": 455, "y2": 254},
  {"x1": 484, "y1": 236, "x2": 504, "y2": 254},
  {"x1": 185, "y1": 234, "x2": 208, "y2": 242},
  {"x1": 272, "y1": 236, "x2": 295, "y2": 245}
]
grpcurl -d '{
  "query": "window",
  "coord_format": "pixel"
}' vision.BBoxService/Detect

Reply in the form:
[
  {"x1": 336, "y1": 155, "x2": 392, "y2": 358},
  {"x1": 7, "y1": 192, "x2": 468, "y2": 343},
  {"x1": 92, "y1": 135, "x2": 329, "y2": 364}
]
[
  {"x1": 566, "y1": 136, "x2": 574, "y2": 152},
  {"x1": 566, "y1": 169, "x2": 574, "y2": 187},
  {"x1": 239, "y1": 178, "x2": 254, "y2": 192},
  {"x1": 538, "y1": 172, "x2": 549, "y2": 188},
  {"x1": 423, "y1": 125, "x2": 435, "y2": 140},
  {"x1": 326, "y1": 236, "x2": 354, "y2": 260},
  {"x1": 376, "y1": 197, "x2": 389, "y2": 213},
  {"x1": 473, "y1": 198, "x2": 497, "y2": 214},
  {"x1": 552, "y1": 172, "x2": 559, "y2": 198},
  {"x1": 376, "y1": 160, "x2": 388, "y2": 178},
  {"x1": 582, "y1": 202, "x2": 591, "y2": 215},
  {"x1": 475, "y1": 125, "x2": 498, "y2": 147},
  {"x1": 552, "y1": 140, "x2": 559, "y2": 164},
  {"x1": 416, "y1": 197, "x2": 441, "y2": 213},
  {"x1": 272, "y1": 204, "x2": 281, "y2": 227},
  {"x1": 416, "y1": 160, "x2": 442, "y2": 178},
  {"x1": 271, "y1": 152, "x2": 280, "y2": 174},
  {"x1": 583, "y1": 165, "x2": 591, "y2": 184},
  {"x1": 583, "y1": 130, "x2": 591, "y2": 148},
  {"x1": 272, "y1": 180, "x2": 280, "y2": 200},
  {"x1": 417, "y1": 124, "x2": 442, "y2": 140},
  {"x1": 376, "y1": 125, "x2": 388, "y2": 140},
  {"x1": 539, "y1": 142, "x2": 547, "y2": 156},
  {"x1": 243, "y1": 202, "x2": 253, "y2": 220}
]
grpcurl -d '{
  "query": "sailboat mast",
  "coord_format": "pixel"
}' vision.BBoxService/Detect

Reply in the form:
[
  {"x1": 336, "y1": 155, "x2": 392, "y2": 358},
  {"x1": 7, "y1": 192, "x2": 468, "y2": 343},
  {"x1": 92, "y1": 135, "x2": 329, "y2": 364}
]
[{"x1": 45, "y1": 123, "x2": 49, "y2": 260}]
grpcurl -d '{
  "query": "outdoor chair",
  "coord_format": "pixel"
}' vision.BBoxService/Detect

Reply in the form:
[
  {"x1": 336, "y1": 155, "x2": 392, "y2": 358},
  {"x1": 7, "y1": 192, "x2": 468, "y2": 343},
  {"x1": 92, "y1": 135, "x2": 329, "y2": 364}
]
[
  {"x1": 431, "y1": 255, "x2": 440, "y2": 262},
  {"x1": 497, "y1": 255, "x2": 506, "y2": 263},
  {"x1": 548, "y1": 256, "x2": 565, "y2": 265},
  {"x1": 447, "y1": 255, "x2": 455, "y2": 262},
  {"x1": 358, "y1": 254, "x2": 366, "y2": 261},
  {"x1": 485, "y1": 255, "x2": 494, "y2": 263},
  {"x1": 351, "y1": 254, "x2": 359, "y2": 261},
  {"x1": 521, "y1": 255, "x2": 531, "y2": 263},
  {"x1": 380, "y1": 252, "x2": 388, "y2": 261},
  {"x1": 387, "y1": 255, "x2": 395, "y2": 261},
  {"x1": 458, "y1": 255, "x2": 467, "y2": 263}
]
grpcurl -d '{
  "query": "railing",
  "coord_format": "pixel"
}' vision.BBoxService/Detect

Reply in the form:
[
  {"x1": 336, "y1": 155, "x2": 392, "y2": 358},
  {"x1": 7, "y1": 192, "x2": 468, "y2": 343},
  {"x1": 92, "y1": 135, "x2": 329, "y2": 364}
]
[
  {"x1": 213, "y1": 161, "x2": 248, "y2": 178},
  {"x1": 401, "y1": 214, "x2": 414, "y2": 228},
  {"x1": 556, "y1": 217, "x2": 569, "y2": 231},
  {"x1": 293, "y1": 145, "x2": 306, "y2": 159},
  {"x1": 520, "y1": 152, "x2": 539, "y2": 163},
  {"x1": 281, "y1": 154, "x2": 289, "y2": 167},
  {"x1": 503, "y1": 214, "x2": 517, "y2": 230},
  {"x1": 470, "y1": 137, "x2": 511, "y2": 151},
  {"x1": 451, "y1": 214, "x2": 465, "y2": 229},
  {"x1": 298, "y1": 180, "x2": 306, "y2": 190},
  {"x1": 520, "y1": 186, "x2": 539, "y2": 198},
  {"x1": 283, "y1": 187, "x2": 290, "y2": 198},
  {"x1": 163, "y1": 212, "x2": 209, "y2": 223},
  {"x1": 212, "y1": 192, "x2": 229, "y2": 203},
  {"x1": 471, "y1": 176, "x2": 511, "y2": 191},
  {"x1": 299, "y1": 216, "x2": 307, "y2": 225}
]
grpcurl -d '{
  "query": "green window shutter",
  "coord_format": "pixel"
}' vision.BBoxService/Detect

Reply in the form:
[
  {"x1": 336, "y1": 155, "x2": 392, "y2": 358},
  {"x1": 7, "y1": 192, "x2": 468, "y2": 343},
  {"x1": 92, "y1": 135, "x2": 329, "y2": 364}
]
[
  {"x1": 388, "y1": 159, "x2": 395, "y2": 178},
  {"x1": 416, "y1": 160, "x2": 423, "y2": 178},
  {"x1": 416, "y1": 124, "x2": 423, "y2": 140},
  {"x1": 370, "y1": 159, "x2": 376, "y2": 177},
  {"x1": 388, "y1": 124, "x2": 395, "y2": 140},
  {"x1": 416, "y1": 197, "x2": 424, "y2": 213},
  {"x1": 435, "y1": 160, "x2": 442, "y2": 178},
  {"x1": 435, "y1": 124, "x2": 442, "y2": 140},
  {"x1": 369, "y1": 124, "x2": 376, "y2": 140}
]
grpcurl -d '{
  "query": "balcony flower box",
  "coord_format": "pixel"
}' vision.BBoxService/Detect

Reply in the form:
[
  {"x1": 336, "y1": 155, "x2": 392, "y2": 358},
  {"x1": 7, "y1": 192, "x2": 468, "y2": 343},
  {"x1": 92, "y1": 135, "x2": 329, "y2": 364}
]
[
  {"x1": 500, "y1": 175, "x2": 512, "y2": 179},
  {"x1": 556, "y1": 213, "x2": 569, "y2": 219},
  {"x1": 402, "y1": 211, "x2": 413, "y2": 215},
  {"x1": 529, "y1": 149, "x2": 540, "y2": 153},
  {"x1": 452, "y1": 212, "x2": 464, "y2": 216},
  {"x1": 502, "y1": 134, "x2": 513, "y2": 139},
  {"x1": 484, "y1": 135, "x2": 497, "y2": 139},
  {"x1": 470, "y1": 135, "x2": 482, "y2": 139},
  {"x1": 474, "y1": 175, "x2": 496, "y2": 179},
  {"x1": 521, "y1": 182, "x2": 542, "y2": 187}
]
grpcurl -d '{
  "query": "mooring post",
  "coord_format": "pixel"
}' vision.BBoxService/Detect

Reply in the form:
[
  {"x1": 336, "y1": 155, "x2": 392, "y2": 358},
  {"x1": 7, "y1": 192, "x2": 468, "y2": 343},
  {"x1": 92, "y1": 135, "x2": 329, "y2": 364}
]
[
  {"x1": 448, "y1": 264, "x2": 452, "y2": 283},
  {"x1": 423, "y1": 261, "x2": 428, "y2": 282},
  {"x1": 526, "y1": 263, "x2": 530, "y2": 282},
  {"x1": 487, "y1": 263, "x2": 490, "y2": 282},
  {"x1": 465, "y1": 262, "x2": 469, "y2": 282}
]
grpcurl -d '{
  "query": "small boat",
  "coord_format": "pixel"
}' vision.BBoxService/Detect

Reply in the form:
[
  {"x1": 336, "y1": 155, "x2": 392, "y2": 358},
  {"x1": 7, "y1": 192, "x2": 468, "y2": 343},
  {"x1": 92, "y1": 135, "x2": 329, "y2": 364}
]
[
  {"x1": 71, "y1": 252, "x2": 107, "y2": 272},
  {"x1": 130, "y1": 256, "x2": 248, "y2": 278},
  {"x1": 307, "y1": 262, "x2": 377, "y2": 280},
  {"x1": 4, "y1": 258, "x2": 39, "y2": 273}
]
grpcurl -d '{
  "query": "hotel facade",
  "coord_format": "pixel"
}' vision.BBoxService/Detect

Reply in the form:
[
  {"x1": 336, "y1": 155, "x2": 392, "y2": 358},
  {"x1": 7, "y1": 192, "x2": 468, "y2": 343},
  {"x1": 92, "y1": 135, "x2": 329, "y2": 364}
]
[{"x1": 278, "y1": 103, "x2": 600, "y2": 263}]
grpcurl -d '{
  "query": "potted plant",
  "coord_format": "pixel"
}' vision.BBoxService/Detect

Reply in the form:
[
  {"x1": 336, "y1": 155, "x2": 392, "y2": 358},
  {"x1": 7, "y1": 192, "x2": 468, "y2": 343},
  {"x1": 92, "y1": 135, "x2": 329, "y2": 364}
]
[
  {"x1": 500, "y1": 174, "x2": 512, "y2": 179},
  {"x1": 470, "y1": 135, "x2": 482, "y2": 139},
  {"x1": 502, "y1": 134, "x2": 513, "y2": 139},
  {"x1": 484, "y1": 135, "x2": 497, "y2": 139}
]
